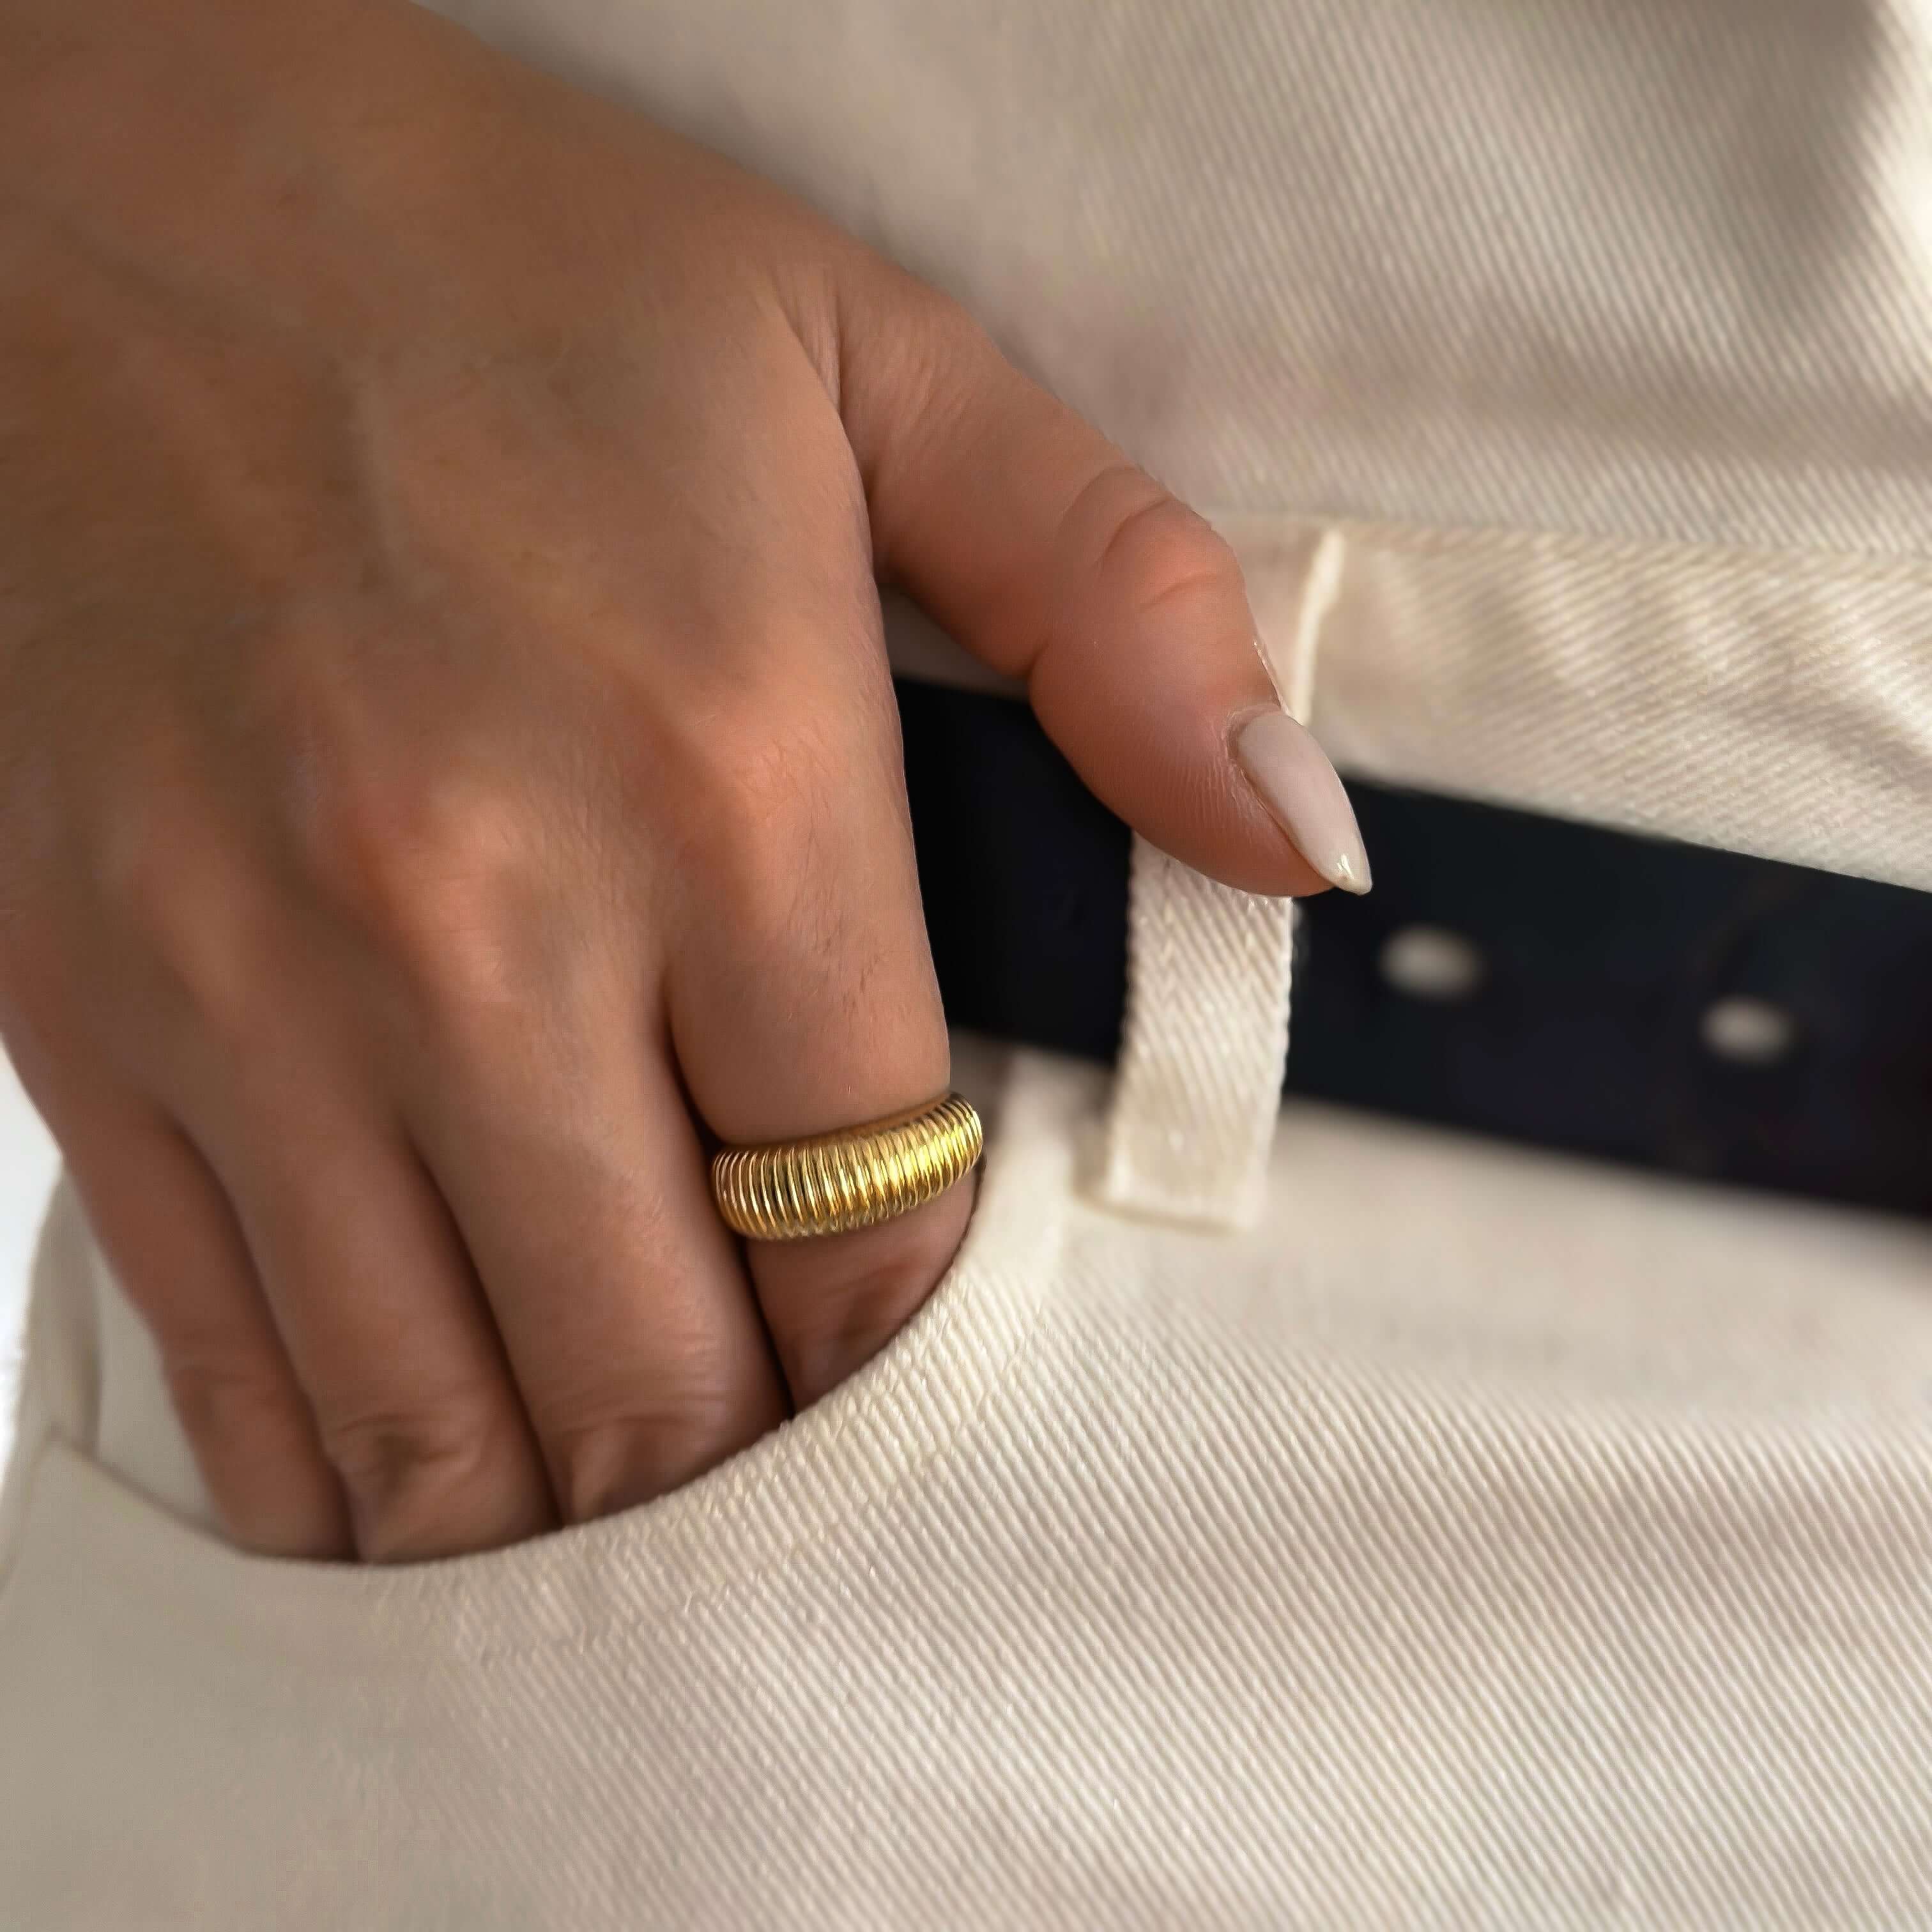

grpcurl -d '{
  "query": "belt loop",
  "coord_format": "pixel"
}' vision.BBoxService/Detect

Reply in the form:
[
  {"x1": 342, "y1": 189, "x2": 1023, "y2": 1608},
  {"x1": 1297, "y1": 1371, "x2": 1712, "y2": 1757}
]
[{"x1": 1092, "y1": 526, "x2": 1344, "y2": 1229}]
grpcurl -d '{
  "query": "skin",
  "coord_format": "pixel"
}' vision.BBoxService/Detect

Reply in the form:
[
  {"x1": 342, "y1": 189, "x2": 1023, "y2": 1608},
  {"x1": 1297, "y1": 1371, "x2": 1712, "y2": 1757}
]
[{"x1": 0, "y1": 0, "x2": 1333, "y2": 1563}]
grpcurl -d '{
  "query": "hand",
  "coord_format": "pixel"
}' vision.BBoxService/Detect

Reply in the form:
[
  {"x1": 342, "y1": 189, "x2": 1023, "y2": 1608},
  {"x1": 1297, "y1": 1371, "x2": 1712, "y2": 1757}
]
[{"x1": 0, "y1": 0, "x2": 1361, "y2": 1560}]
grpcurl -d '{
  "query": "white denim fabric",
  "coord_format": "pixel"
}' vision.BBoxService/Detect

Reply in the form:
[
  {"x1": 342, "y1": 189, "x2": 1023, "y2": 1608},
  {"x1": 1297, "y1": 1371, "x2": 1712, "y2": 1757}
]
[
  {"x1": 431, "y1": 0, "x2": 1932, "y2": 896},
  {"x1": 4, "y1": 1, "x2": 1932, "y2": 1925}
]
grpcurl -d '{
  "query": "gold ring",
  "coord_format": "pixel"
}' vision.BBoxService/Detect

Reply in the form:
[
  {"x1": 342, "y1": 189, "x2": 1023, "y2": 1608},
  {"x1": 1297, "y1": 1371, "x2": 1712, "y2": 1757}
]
[{"x1": 710, "y1": 1091, "x2": 984, "y2": 1240}]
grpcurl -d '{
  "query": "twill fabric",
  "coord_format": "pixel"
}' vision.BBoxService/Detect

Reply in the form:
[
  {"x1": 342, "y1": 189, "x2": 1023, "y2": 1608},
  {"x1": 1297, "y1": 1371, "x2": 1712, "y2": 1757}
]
[
  {"x1": 6, "y1": 1040, "x2": 1932, "y2": 1926},
  {"x1": 4, "y1": 0, "x2": 1932, "y2": 1926},
  {"x1": 436, "y1": 0, "x2": 1932, "y2": 896}
]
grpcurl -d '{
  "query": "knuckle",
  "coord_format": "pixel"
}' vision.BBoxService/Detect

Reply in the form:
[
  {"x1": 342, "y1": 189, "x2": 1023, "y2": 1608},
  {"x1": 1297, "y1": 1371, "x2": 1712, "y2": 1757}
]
[
  {"x1": 96, "y1": 786, "x2": 286, "y2": 1044},
  {"x1": 1091, "y1": 484, "x2": 1243, "y2": 618},
  {"x1": 296, "y1": 754, "x2": 553, "y2": 1011},
  {"x1": 544, "y1": 1382, "x2": 750, "y2": 1522},
  {"x1": 896, "y1": 285, "x2": 995, "y2": 403},
  {"x1": 671, "y1": 702, "x2": 861, "y2": 931},
  {"x1": 163, "y1": 1348, "x2": 309, "y2": 1459},
  {"x1": 850, "y1": 255, "x2": 992, "y2": 394},
  {"x1": 319, "y1": 1401, "x2": 518, "y2": 1543},
  {"x1": 254, "y1": 624, "x2": 562, "y2": 1010},
  {"x1": 162, "y1": 1351, "x2": 351, "y2": 1560}
]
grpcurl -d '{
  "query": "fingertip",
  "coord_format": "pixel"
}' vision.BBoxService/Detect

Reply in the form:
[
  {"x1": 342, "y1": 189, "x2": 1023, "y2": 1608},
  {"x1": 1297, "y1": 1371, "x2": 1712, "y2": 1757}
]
[
  {"x1": 1027, "y1": 620, "x2": 1341, "y2": 899},
  {"x1": 1010, "y1": 475, "x2": 1357, "y2": 898},
  {"x1": 1229, "y1": 707, "x2": 1372, "y2": 897}
]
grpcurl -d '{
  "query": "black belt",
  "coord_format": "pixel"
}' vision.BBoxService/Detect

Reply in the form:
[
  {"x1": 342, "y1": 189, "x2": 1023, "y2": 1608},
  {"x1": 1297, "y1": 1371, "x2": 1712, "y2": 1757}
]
[{"x1": 897, "y1": 677, "x2": 1932, "y2": 1223}]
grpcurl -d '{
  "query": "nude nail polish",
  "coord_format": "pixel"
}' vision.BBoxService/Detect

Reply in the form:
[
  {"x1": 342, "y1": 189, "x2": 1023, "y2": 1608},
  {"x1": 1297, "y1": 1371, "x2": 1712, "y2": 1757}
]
[{"x1": 1232, "y1": 709, "x2": 1372, "y2": 894}]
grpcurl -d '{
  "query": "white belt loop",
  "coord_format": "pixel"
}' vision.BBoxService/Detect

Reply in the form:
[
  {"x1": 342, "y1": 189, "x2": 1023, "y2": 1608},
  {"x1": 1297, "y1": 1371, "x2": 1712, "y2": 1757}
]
[{"x1": 1093, "y1": 525, "x2": 1346, "y2": 1230}]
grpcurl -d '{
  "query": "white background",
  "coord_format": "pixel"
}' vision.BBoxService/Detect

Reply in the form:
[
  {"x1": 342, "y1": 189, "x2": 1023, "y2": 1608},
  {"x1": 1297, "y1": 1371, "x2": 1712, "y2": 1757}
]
[{"x1": 0, "y1": 1047, "x2": 59, "y2": 1473}]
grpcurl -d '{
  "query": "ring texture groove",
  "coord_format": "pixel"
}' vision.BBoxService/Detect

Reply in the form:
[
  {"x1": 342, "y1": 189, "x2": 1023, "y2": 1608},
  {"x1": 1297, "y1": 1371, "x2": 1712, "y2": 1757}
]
[{"x1": 710, "y1": 1093, "x2": 985, "y2": 1239}]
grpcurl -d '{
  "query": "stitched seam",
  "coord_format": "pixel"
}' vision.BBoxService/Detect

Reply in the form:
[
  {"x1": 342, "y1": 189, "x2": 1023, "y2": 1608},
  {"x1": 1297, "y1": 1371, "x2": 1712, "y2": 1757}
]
[
  {"x1": 16, "y1": 1173, "x2": 1066, "y2": 1669},
  {"x1": 464, "y1": 1259, "x2": 1059, "y2": 1669}
]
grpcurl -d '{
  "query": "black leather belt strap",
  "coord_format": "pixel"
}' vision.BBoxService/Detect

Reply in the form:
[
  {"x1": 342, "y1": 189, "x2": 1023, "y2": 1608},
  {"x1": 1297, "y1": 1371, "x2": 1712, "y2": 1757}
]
[{"x1": 897, "y1": 677, "x2": 1932, "y2": 1222}]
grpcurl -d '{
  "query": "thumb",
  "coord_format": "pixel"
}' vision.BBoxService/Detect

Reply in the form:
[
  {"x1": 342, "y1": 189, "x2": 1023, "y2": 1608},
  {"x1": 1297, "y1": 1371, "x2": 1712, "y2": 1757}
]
[{"x1": 838, "y1": 271, "x2": 1370, "y2": 899}]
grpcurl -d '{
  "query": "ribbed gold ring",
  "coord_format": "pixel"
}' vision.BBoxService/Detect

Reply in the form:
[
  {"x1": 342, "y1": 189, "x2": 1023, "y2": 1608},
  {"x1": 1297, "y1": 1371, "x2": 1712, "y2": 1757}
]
[{"x1": 710, "y1": 1091, "x2": 984, "y2": 1240}]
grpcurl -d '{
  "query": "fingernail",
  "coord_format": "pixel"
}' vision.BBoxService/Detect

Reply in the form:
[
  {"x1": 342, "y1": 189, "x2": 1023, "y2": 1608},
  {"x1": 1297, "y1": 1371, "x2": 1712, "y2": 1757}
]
[{"x1": 1232, "y1": 709, "x2": 1372, "y2": 894}]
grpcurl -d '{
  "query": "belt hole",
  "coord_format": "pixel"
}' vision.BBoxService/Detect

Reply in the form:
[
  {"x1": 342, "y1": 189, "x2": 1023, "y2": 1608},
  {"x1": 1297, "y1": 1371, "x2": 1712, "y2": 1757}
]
[{"x1": 1379, "y1": 925, "x2": 1486, "y2": 1003}]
